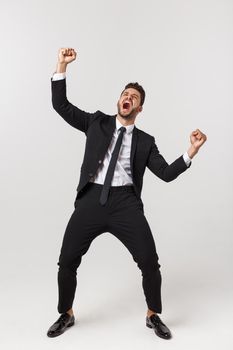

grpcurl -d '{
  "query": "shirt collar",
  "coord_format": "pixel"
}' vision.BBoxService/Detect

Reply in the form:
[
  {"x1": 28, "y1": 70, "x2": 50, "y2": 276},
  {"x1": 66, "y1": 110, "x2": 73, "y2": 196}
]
[{"x1": 115, "y1": 116, "x2": 135, "y2": 135}]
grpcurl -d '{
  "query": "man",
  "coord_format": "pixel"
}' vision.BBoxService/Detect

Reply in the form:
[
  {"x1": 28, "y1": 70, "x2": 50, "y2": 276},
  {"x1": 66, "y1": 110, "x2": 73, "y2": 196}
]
[{"x1": 47, "y1": 48, "x2": 207, "y2": 339}]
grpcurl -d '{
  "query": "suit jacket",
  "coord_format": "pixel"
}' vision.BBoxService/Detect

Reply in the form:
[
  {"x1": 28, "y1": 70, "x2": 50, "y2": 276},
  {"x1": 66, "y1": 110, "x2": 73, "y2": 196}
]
[{"x1": 51, "y1": 78, "x2": 191, "y2": 200}]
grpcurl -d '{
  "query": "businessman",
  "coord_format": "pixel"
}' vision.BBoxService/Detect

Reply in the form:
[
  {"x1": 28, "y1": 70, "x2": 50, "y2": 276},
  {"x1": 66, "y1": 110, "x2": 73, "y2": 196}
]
[{"x1": 47, "y1": 48, "x2": 207, "y2": 339}]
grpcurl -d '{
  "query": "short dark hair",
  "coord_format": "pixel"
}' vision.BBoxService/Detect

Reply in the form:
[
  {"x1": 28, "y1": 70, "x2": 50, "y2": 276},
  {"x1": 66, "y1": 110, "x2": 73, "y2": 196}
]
[{"x1": 121, "y1": 82, "x2": 145, "y2": 106}]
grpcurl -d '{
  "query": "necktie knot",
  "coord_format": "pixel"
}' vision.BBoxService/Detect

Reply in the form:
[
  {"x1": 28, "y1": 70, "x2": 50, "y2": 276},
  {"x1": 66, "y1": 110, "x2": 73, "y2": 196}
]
[{"x1": 119, "y1": 126, "x2": 126, "y2": 133}]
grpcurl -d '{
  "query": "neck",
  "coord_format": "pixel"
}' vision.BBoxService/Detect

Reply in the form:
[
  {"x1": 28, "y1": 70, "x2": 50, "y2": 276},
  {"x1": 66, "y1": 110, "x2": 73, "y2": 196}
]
[{"x1": 116, "y1": 114, "x2": 135, "y2": 126}]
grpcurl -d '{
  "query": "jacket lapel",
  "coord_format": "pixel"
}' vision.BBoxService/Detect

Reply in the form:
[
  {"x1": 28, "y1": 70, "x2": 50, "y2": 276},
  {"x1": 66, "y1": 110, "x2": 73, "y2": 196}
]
[{"x1": 130, "y1": 126, "x2": 138, "y2": 178}]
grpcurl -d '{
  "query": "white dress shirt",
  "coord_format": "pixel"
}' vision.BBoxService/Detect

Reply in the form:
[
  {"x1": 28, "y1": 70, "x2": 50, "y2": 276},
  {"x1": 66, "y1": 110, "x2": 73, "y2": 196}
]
[
  {"x1": 90, "y1": 118, "x2": 134, "y2": 185},
  {"x1": 52, "y1": 72, "x2": 192, "y2": 186}
]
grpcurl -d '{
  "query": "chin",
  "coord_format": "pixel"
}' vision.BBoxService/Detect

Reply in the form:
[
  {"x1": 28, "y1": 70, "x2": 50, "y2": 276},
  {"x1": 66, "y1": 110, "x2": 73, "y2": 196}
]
[{"x1": 119, "y1": 110, "x2": 135, "y2": 119}]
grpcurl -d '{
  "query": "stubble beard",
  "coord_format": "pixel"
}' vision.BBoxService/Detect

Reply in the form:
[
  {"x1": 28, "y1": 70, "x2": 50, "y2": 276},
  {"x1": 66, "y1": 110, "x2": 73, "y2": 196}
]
[{"x1": 117, "y1": 103, "x2": 136, "y2": 121}]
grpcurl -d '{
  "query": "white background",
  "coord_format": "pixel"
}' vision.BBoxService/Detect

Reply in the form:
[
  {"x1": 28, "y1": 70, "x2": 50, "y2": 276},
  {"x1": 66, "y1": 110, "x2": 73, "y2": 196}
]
[{"x1": 0, "y1": 0, "x2": 232, "y2": 349}]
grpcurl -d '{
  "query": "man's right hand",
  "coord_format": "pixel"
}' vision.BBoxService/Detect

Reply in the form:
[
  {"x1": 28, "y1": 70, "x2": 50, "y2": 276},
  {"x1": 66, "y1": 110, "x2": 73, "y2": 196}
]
[
  {"x1": 55, "y1": 48, "x2": 77, "y2": 73},
  {"x1": 58, "y1": 48, "x2": 77, "y2": 64}
]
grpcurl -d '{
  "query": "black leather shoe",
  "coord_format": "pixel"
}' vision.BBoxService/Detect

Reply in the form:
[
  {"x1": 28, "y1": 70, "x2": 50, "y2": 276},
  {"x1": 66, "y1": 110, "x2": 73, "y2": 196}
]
[
  {"x1": 47, "y1": 313, "x2": 75, "y2": 338},
  {"x1": 146, "y1": 314, "x2": 172, "y2": 339}
]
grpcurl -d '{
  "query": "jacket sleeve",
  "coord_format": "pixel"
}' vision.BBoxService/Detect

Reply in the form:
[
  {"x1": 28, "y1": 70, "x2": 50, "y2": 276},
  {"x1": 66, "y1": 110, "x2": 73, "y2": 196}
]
[
  {"x1": 146, "y1": 136, "x2": 191, "y2": 182},
  {"x1": 51, "y1": 77, "x2": 99, "y2": 133}
]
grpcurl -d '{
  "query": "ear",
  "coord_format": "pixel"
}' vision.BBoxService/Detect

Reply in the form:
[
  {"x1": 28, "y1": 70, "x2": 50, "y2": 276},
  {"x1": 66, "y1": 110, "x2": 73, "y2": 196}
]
[{"x1": 138, "y1": 105, "x2": 143, "y2": 112}]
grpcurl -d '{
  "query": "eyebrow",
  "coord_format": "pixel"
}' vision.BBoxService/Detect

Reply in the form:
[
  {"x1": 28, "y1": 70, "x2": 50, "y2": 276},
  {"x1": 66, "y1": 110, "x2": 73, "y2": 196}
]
[{"x1": 123, "y1": 92, "x2": 139, "y2": 99}]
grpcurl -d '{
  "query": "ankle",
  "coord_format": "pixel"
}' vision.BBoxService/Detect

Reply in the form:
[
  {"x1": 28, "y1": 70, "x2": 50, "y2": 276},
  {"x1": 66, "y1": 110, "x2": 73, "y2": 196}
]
[
  {"x1": 66, "y1": 308, "x2": 74, "y2": 316},
  {"x1": 147, "y1": 309, "x2": 157, "y2": 317}
]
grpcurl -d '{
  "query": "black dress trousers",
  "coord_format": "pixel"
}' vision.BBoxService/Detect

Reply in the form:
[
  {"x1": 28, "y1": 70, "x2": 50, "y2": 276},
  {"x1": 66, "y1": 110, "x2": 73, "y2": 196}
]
[{"x1": 57, "y1": 182, "x2": 162, "y2": 314}]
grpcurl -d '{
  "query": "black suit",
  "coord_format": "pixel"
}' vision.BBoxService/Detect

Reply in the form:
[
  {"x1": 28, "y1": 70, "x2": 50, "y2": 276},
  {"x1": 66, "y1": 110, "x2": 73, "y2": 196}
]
[
  {"x1": 51, "y1": 77, "x2": 191, "y2": 314},
  {"x1": 51, "y1": 78, "x2": 191, "y2": 200}
]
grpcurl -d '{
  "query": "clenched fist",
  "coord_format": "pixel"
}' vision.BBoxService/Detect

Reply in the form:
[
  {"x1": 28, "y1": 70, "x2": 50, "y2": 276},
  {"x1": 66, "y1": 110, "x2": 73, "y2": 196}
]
[
  {"x1": 190, "y1": 129, "x2": 207, "y2": 149},
  {"x1": 187, "y1": 128, "x2": 207, "y2": 158},
  {"x1": 58, "y1": 47, "x2": 77, "y2": 64}
]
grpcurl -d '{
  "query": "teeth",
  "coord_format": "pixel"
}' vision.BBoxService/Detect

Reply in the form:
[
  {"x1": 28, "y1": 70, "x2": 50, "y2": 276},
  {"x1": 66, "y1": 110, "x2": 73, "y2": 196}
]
[{"x1": 123, "y1": 101, "x2": 131, "y2": 108}]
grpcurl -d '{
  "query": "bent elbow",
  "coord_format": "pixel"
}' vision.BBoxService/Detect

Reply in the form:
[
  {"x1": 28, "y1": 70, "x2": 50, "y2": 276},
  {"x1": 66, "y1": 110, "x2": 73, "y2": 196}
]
[
  {"x1": 52, "y1": 100, "x2": 68, "y2": 114},
  {"x1": 162, "y1": 173, "x2": 178, "y2": 183},
  {"x1": 163, "y1": 177, "x2": 173, "y2": 183}
]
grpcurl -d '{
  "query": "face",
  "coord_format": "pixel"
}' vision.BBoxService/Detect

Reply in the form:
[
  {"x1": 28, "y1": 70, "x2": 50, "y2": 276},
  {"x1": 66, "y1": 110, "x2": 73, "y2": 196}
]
[{"x1": 117, "y1": 88, "x2": 142, "y2": 120}]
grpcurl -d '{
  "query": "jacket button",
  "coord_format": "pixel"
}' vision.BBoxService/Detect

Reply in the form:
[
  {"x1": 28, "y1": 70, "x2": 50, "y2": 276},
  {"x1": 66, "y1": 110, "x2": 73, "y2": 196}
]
[
  {"x1": 88, "y1": 173, "x2": 93, "y2": 177},
  {"x1": 98, "y1": 160, "x2": 102, "y2": 164}
]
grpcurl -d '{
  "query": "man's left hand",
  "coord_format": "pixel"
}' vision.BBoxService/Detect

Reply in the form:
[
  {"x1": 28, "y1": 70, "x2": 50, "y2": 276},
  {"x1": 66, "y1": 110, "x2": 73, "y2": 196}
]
[{"x1": 187, "y1": 129, "x2": 207, "y2": 158}]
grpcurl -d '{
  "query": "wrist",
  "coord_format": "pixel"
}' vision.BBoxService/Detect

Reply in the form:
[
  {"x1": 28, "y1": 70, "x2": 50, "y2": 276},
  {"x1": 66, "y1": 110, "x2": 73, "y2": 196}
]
[
  {"x1": 187, "y1": 145, "x2": 198, "y2": 159},
  {"x1": 56, "y1": 62, "x2": 67, "y2": 73}
]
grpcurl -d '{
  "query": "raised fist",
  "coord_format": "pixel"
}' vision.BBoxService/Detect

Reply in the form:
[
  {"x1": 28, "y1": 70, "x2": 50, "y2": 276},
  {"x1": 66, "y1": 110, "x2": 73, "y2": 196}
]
[
  {"x1": 58, "y1": 48, "x2": 77, "y2": 64},
  {"x1": 190, "y1": 129, "x2": 207, "y2": 151}
]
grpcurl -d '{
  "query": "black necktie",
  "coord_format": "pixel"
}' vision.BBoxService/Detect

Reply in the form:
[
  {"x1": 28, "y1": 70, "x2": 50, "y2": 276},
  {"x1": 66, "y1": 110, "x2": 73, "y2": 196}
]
[{"x1": 99, "y1": 126, "x2": 126, "y2": 205}]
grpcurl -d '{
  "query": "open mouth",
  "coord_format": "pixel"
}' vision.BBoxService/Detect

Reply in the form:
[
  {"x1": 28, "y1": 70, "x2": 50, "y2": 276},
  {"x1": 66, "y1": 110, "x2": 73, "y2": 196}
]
[{"x1": 122, "y1": 101, "x2": 132, "y2": 111}]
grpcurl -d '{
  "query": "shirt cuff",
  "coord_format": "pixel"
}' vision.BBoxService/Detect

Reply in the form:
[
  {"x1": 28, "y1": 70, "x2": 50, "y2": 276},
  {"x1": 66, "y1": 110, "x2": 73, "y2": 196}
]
[
  {"x1": 183, "y1": 151, "x2": 192, "y2": 166},
  {"x1": 52, "y1": 72, "x2": 66, "y2": 81}
]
